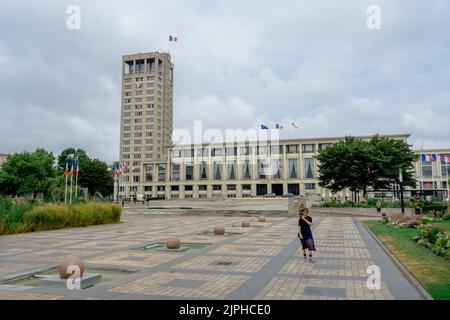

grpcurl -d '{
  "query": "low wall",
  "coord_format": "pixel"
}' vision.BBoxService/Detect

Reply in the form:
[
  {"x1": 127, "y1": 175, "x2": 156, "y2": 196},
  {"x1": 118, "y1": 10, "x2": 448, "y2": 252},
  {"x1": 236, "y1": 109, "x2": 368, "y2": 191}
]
[{"x1": 310, "y1": 207, "x2": 414, "y2": 217}]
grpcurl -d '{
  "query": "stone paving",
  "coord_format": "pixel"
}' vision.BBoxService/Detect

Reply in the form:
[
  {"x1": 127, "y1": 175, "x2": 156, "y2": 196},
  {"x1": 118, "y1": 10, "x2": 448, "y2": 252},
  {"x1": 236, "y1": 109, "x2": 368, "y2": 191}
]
[{"x1": 0, "y1": 213, "x2": 425, "y2": 300}]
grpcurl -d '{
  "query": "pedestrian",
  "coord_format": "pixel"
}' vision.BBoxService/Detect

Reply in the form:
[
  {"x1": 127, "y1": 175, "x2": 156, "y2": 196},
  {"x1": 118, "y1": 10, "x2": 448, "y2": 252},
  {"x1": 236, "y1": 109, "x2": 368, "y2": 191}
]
[
  {"x1": 376, "y1": 201, "x2": 382, "y2": 215},
  {"x1": 297, "y1": 208, "x2": 316, "y2": 263}
]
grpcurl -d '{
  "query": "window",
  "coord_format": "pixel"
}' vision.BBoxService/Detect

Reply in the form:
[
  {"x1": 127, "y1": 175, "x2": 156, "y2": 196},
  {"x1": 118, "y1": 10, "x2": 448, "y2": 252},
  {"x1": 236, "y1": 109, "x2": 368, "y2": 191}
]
[
  {"x1": 288, "y1": 183, "x2": 300, "y2": 195},
  {"x1": 183, "y1": 148, "x2": 194, "y2": 158},
  {"x1": 302, "y1": 144, "x2": 315, "y2": 153},
  {"x1": 242, "y1": 160, "x2": 252, "y2": 180},
  {"x1": 185, "y1": 164, "x2": 194, "y2": 180},
  {"x1": 185, "y1": 185, "x2": 193, "y2": 191},
  {"x1": 304, "y1": 183, "x2": 316, "y2": 190},
  {"x1": 199, "y1": 161, "x2": 208, "y2": 180},
  {"x1": 199, "y1": 185, "x2": 207, "y2": 191},
  {"x1": 158, "y1": 164, "x2": 166, "y2": 182},
  {"x1": 304, "y1": 158, "x2": 315, "y2": 178},
  {"x1": 213, "y1": 184, "x2": 222, "y2": 191},
  {"x1": 258, "y1": 159, "x2": 267, "y2": 179},
  {"x1": 225, "y1": 147, "x2": 237, "y2": 156},
  {"x1": 288, "y1": 159, "x2": 299, "y2": 179},
  {"x1": 271, "y1": 145, "x2": 283, "y2": 155},
  {"x1": 157, "y1": 186, "x2": 165, "y2": 192},
  {"x1": 272, "y1": 159, "x2": 283, "y2": 179},
  {"x1": 171, "y1": 163, "x2": 180, "y2": 181},
  {"x1": 211, "y1": 148, "x2": 223, "y2": 157},
  {"x1": 171, "y1": 185, "x2": 179, "y2": 191},
  {"x1": 256, "y1": 145, "x2": 268, "y2": 155},
  {"x1": 242, "y1": 184, "x2": 251, "y2": 191},
  {"x1": 197, "y1": 148, "x2": 209, "y2": 157},
  {"x1": 239, "y1": 146, "x2": 252, "y2": 156},
  {"x1": 171, "y1": 149, "x2": 181, "y2": 158},
  {"x1": 213, "y1": 161, "x2": 222, "y2": 180},
  {"x1": 286, "y1": 145, "x2": 299, "y2": 154},
  {"x1": 144, "y1": 186, "x2": 152, "y2": 192},
  {"x1": 319, "y1": 143, "x2": 332, "y2": 151},
  {"x1": 133, "y1": 176, "x2": 140, "y2": 183},
  {"x1": 422, "y1": 164, "x2": 432, "y2": 178},
  {"x1": 227, "y1": 160, "x2": 236, "y2": 180},
  {"x1": 227, "y1": 184, "x2": 236, "y2": 191}
]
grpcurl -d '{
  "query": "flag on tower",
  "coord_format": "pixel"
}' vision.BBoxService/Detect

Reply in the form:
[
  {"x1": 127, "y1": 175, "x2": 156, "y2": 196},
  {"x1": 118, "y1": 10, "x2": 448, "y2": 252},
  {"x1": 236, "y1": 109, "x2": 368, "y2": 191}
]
[
  {"x1": 261, "y1": 124, "x2": 269, "y2": 130},
  {"x1": 76, "y1": 159, "x2": 79, "y2": 177},
  {"x1": 65, "y1": 161, "x2": 69, "y2": 177},
  {"x1": 275, "y1": 124, "x2": 283, "y2": 130},
  {"x1": 291, "y1": 122, "x2": 299, "y2": 129}
]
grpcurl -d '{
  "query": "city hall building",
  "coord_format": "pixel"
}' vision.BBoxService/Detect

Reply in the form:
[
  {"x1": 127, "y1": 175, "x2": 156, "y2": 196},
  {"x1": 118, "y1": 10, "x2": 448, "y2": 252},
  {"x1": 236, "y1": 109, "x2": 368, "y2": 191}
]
[{"x1": 117, "y1": 51, "x2": 450, "y2": 201}]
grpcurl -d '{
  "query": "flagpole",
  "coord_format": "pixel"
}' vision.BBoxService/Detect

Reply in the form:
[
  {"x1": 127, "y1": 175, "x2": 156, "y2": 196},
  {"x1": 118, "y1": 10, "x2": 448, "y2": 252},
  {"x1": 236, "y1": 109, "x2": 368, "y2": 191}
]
[
  {"x1": 64, "y1": 163, "x2": 68, "y2": 204},
  {"x1": 75, "y1": 157, "x2": 78, "y2": 200},
  {"x1": 69, "y1": 159, "x2": 73, "y2": 205}
]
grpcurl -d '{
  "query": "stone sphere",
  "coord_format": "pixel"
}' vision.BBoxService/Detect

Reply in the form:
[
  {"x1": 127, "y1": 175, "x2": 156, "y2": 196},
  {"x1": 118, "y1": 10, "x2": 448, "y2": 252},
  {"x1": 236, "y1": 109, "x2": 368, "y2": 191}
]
[
  {"x1": 58, "y1": 255, "x2": 85, "y2": 279},
  {"x1": 214, "y1": 226, "x2": 225, "y2": 235},
  {"x1": 241, "y1": 220, "x2": 250, "y2": 227},
  {"x1": 166, "y1": 236, "x2": 181, "y2": 249},
  {"x1": 259, "y1": 216, "x2": 266, "y2": 222}
]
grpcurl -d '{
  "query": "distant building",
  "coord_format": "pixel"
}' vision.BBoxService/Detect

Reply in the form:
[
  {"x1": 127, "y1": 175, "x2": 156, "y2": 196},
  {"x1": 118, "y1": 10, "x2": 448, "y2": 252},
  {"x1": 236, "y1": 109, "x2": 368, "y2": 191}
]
[{"x1": 0, "y1": 153, "x2": 9, "y2": 167}]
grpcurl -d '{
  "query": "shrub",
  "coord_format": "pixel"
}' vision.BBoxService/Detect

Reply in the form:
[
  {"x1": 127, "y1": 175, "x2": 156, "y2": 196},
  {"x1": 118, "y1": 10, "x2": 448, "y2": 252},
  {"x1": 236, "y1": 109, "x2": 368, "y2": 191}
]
[
  {"x1": 0, "y1": 201, "x2": 122, "y2": 235},
  {"x1": 418, "y1": 224, "x2": 444, "y2": 244}
]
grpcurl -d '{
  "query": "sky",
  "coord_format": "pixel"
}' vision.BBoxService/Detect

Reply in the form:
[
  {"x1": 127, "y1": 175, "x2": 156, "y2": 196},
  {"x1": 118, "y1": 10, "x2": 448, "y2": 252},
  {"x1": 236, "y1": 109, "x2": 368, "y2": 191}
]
[{"x1": 0, "y1": 0, "x2": 449, "y2": 163}]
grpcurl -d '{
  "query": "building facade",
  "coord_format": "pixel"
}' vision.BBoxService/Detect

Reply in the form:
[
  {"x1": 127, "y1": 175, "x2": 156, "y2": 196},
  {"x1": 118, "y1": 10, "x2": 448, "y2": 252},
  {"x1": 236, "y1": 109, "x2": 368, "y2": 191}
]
[
  {"x1": 119, "y1": 52, "x2": 174, "y2": 196},
  {"x1": 118, "y1": 134, "x2": 424, "y2": 200},
  {"x1": 415, "y1": 149, "x2": 450, "y2": 199}
]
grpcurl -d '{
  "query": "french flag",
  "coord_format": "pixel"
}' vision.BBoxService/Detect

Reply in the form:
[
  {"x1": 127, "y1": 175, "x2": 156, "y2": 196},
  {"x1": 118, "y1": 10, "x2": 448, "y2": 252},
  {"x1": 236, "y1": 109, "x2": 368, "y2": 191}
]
[
  {"x1": 440, "y1": 155, "x2": 450, "y2": 163},
  {"x1": 76, "y1": 159, "x2": 79, "y2": 177},
  {"x1": 65, "y1": 161, "x2": 69, "y2": 177},
  {"x1": 70, "y1": 160, "x2": 74, "y2": 177}
]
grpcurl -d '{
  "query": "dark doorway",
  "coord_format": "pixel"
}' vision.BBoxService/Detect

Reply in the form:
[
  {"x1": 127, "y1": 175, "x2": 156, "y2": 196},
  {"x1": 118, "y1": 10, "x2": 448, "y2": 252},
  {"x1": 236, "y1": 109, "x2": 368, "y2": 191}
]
[
  {"x1": 256, "y1": 184, "x2": 268, "y2": 196},
  {"x1": 272, "y1": 184, "x2": 283, "y2": 196},
  {"x1": 288, "y1": 183, "x2": 300, "y2": 195}
]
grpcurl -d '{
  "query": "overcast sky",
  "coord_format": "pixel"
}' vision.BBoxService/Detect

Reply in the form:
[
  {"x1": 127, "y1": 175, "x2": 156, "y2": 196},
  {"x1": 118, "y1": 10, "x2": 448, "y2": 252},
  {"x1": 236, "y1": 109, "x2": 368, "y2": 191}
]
[{"x1": 1, "y1": 0, "x2": 449, "y2": 162}]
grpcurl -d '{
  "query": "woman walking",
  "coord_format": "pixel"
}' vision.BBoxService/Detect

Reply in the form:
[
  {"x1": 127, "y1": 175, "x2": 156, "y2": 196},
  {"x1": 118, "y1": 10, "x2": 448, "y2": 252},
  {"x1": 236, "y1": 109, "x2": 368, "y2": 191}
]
[{"x1": 297, "y1": 208, "x2": 316, "y2": 262}]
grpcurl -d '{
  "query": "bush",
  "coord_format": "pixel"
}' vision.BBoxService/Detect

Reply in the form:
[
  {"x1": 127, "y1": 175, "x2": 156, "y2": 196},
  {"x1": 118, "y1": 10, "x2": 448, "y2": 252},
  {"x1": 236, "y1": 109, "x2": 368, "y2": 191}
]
[{"x1": 0, "y1": 201, "x2": 122, "y2": 235}]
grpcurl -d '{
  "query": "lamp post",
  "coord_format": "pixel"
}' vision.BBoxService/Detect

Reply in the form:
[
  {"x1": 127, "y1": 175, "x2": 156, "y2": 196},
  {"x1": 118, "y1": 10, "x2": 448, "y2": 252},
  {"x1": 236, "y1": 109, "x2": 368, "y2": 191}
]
[{"x1": 399, "y1": 168, "x2": 405, "y2": 214}]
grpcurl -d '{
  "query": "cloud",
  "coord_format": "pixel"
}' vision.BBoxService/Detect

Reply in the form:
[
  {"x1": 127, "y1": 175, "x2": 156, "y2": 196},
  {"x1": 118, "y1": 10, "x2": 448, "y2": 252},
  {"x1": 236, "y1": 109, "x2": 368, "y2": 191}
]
[{"x1": 0, "y1": 0, "x2": 449, "y2": 163}]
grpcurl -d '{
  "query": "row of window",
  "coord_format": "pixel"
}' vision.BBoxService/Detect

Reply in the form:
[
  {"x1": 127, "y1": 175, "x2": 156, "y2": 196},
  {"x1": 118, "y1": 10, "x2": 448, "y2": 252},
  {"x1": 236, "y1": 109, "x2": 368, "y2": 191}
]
[
  {"x1": 120, "y1": 183, "x2": 317, "y2": 193},
  {"x1": 171, "y1": 143, "x2": 332, "y2": 158},
  {"x1": 137, "y1": 159, "x2": 315, "y2": 183},
  {"x1": 420, "y1": 162, "x2": 450, "y2": 178}
]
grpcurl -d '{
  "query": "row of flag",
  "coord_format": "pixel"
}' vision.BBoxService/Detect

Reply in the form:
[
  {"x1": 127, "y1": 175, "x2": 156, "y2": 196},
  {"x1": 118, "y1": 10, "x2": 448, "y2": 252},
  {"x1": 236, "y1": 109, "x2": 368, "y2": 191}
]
[
  {"x1": 114, "y1": 162, "x2": 130, "y2": 176},
  {"x1": 64, "y1": 159, "x2": 79, "y2": 177},
  {"x1": 261, "y1": 122, "x2": 299, "y2": 130},
  {"x1": 421, "y1": 154, "x2": 450, "y2": 163}
]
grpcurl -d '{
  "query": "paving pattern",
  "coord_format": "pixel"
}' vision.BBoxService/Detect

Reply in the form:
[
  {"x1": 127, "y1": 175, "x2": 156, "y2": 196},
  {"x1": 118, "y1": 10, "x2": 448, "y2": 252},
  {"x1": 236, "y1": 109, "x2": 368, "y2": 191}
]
[{"x1": 0, "y1": 213, "x2": 425, "y2": 300}]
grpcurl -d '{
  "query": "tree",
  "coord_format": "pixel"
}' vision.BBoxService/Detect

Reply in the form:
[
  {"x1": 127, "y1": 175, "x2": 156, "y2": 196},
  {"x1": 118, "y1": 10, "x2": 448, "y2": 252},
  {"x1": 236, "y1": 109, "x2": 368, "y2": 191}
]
[
  {"x1": 79, "y1": 158, "x2": 114, "y2": 198},
  {"x1": 57, "y1": 148, "x2": 89, "y2": 173},
  {"x1": 317, "y1": 135, "x2": 416, "y2": 198},
  {"x1": 0, "y1": 148, "x2": 55, "y2": 198}
]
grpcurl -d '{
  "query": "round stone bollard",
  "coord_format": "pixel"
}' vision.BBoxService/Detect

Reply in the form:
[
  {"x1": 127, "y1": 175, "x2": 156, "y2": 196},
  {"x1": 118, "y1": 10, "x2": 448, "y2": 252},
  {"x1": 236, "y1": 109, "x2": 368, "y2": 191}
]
[
  {"x1": 214, "y1": 226, "x2": 225, "y2": 235},
  {"x1": 166, "y1": 236, "x2": 181, "y2": 249},
  {"x1": 241, "y1": 220, "x2": 250, "y2": 228},
  {"x1": 259, "y1": 215, "x2": 266, "y2": 222},
  {"x1": 58, "y1": 255, "x2": 85, "y2": 279}
]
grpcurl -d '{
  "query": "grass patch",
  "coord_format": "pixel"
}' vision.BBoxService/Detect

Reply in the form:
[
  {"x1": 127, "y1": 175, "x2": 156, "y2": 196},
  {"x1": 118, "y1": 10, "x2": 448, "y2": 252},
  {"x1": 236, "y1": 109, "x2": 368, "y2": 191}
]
[
  {"x1": 0, "y1": 197, "x2": 122, "y2": 235},
  {"x1": 364, "y1": 220, "x2": 450, "y2": 300}
]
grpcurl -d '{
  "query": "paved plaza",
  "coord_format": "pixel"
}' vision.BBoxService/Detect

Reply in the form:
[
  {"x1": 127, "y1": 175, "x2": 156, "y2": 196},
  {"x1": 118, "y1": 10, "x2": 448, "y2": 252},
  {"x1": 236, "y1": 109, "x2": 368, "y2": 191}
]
[{"x1": 0, "y1": 211, "x2": 425, "y2": 300}]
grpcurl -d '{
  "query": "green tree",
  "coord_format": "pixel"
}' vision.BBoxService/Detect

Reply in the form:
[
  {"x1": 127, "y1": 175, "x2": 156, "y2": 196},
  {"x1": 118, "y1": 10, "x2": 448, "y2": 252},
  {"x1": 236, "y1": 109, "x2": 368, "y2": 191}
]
[
  {"x1": 57, "y1": 148, "x2": 89, "y2": 173},
  {"x1": 79, "y1": 158, "x2": 114, "y2": 199},
  {"x1": 317, "y1": 135, "x2": 416, "y2": 198},
  {"x1": 0, "y1": 148, "x2": 56, "y2": 198}
]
